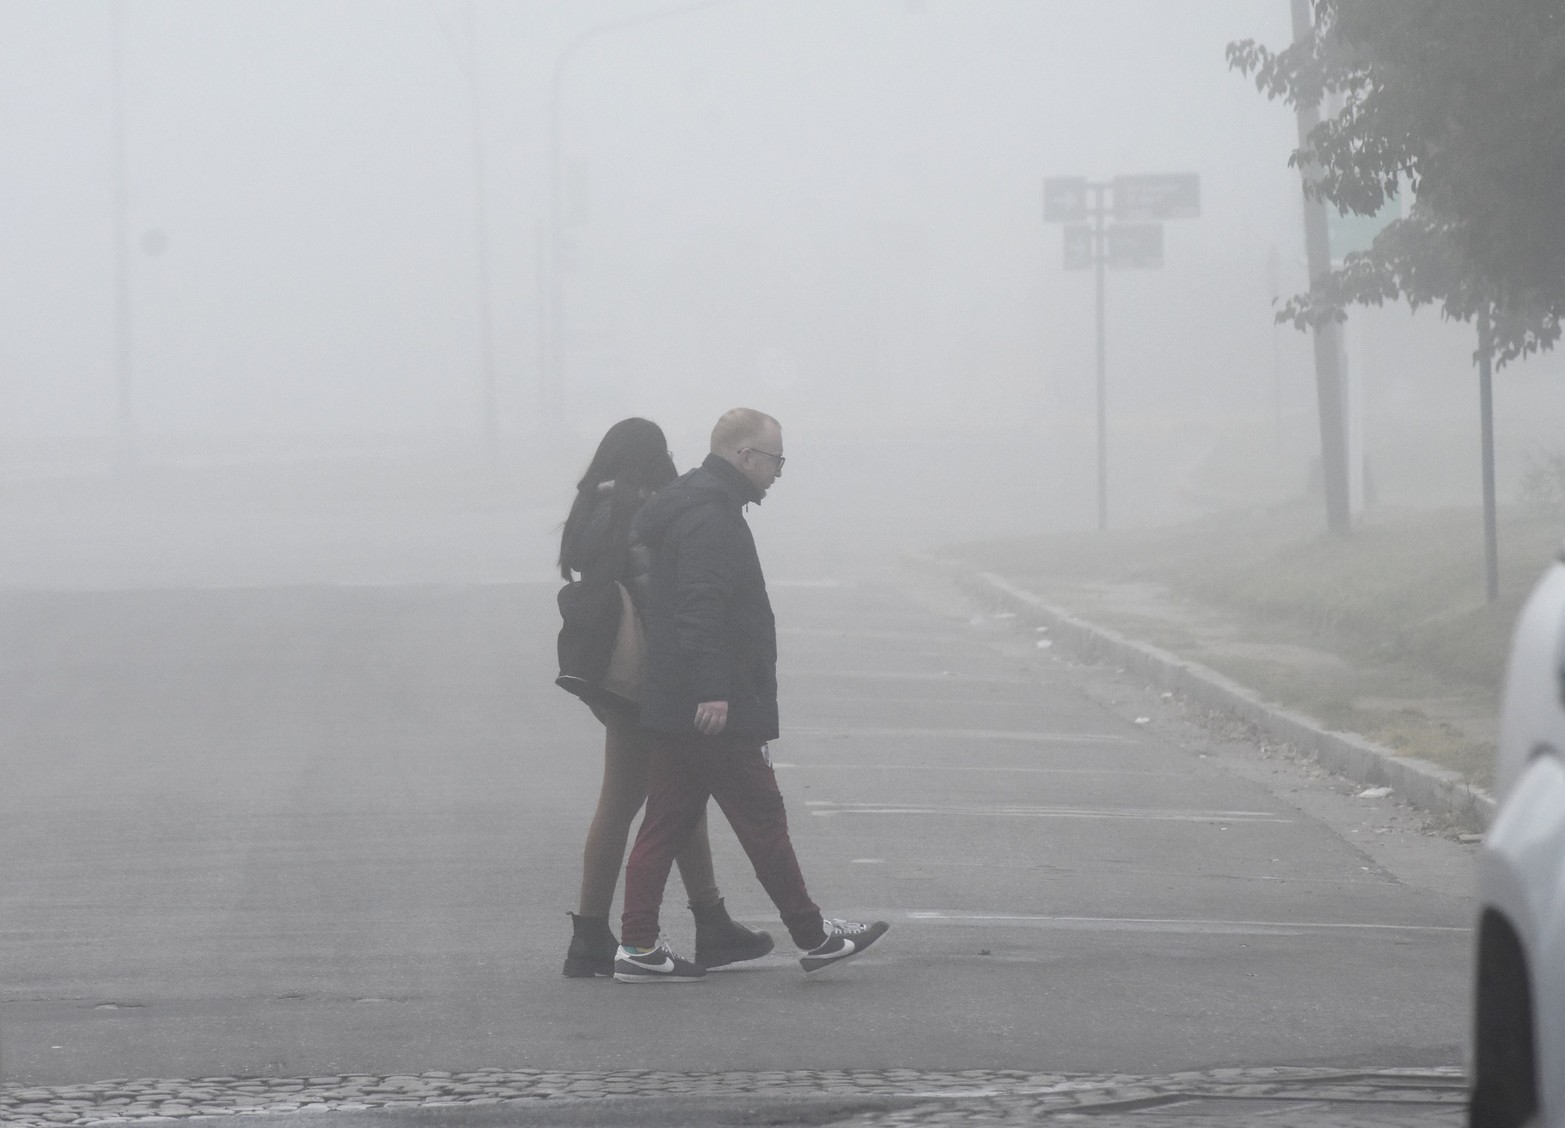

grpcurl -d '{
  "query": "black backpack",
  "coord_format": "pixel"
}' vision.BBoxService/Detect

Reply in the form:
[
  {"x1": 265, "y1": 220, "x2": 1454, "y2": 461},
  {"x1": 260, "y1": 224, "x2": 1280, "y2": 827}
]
[{"x1": 554, "y1": 575, "x2": 624, "y2": 700}]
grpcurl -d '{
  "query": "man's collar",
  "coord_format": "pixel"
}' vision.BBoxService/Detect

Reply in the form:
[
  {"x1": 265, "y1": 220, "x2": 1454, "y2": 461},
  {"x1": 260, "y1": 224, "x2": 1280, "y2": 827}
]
[{"x1": 701, "y1": 452, "x2": 762, "y2": 506}]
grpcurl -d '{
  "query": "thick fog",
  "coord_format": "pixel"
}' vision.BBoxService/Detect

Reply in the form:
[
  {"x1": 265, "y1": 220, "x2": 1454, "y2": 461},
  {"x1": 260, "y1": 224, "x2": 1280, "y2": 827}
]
[{"x1": 2, "y1": 0, "x2": 1562, "y2": 587}]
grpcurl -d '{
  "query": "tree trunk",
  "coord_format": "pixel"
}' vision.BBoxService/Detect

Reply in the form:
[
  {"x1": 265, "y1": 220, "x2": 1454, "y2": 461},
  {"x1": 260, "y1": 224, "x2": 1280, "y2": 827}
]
[{"x1": 1290, "y1": 0, "x2": 1352, "y2": 535}]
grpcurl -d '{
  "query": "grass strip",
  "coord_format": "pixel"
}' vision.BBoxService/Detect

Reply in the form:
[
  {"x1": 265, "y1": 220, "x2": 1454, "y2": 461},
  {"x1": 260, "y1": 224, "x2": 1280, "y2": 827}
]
[{"x1": 941, "y1": 500, "x2": 1565, "y2": 790}]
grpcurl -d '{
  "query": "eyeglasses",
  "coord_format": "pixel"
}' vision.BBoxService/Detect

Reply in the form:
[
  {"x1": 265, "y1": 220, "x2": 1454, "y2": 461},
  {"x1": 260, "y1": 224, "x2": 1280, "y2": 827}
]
[{"x1": 742, "y1": 448, "x2": 785, "y2": 470}]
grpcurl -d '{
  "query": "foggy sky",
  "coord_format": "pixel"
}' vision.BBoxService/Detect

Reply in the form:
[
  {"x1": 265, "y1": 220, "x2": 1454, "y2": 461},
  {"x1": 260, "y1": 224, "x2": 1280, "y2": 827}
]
[
  {"x1": 1, "y1": 2, "x2": 1302, "y2": 436},
  {"x1": 1, "y1": 0, "x2": 1561, "y2": 528}
]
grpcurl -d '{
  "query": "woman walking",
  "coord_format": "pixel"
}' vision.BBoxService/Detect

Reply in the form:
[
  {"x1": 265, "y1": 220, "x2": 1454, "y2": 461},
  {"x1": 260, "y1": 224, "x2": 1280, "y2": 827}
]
[{"x1": 557, "y1": 417, "x2": 773, "y2": 977}]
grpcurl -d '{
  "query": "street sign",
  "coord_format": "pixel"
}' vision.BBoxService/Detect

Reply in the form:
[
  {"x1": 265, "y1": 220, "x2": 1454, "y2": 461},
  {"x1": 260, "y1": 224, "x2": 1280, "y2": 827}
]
[
  {"x1": 1044, "y1": 177, "x2": 1089, "y2": 224},
  {"x1": 1106, "y1": 224, "x2": 1163, "y2": 269},
  {"x1": 1113, "y1": 173, "x2": 1199, "y2": 221},
  {"x1": 1063, "y1": 225, "x2": 1095, "y2": 270}
]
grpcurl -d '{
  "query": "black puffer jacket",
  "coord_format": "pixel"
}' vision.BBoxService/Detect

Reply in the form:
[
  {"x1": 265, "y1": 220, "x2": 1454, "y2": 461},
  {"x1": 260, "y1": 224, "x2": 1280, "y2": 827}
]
[{"x1": 631, "y1": 453, "x2": 778, "y2": 740}]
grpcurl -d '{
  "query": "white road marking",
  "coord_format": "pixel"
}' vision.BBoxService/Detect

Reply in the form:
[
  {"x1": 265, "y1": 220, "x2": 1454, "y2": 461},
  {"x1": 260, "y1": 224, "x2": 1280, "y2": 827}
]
[
  {"x1": 890, "y1": 858, "x2": 1397, "y2": 886},
  {"x1": 788, "y1": 694, "x2": 1062, "y2": 708},
  {"x1": 780, "y1": 626, "x2": 962, "y2": 642},
  {"x1": 787, "y1": 670, "x2": 1034, "y2": 684},
  {"x1": 903, "y1": 910, "x2": 1468, "y2": 935},
  {"x1": 774, "y1": 762, "x2": 1184, "y2": 776},
  {"x1": 806, "y1": 800, "x2": 1289, "y2": 823},
  {"x1": 787, "y1": 726, "x2": 1135, "y2": 744}
]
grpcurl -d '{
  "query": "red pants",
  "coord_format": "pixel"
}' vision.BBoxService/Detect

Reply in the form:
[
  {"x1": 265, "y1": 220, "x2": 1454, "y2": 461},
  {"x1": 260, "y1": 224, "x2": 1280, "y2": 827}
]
[{"x1": 621, "y1": 732, "x2": 823, "y2": 950}]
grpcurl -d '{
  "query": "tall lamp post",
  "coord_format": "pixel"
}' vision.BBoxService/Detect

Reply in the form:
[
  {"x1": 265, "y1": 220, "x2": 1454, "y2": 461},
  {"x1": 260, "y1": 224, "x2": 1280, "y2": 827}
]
[
  {"x1": 450, "y1": 2, "x2": 501, "y2": 468},
  {"x1": 109, "y1": 0, "x2": 138, "y2": 471},
  {"x1": 435, "y1": 2, "x2": 502, "y2": 468},
  {"x1": 1476, "y1": 304, "x2": 1499, "y2": 604}
]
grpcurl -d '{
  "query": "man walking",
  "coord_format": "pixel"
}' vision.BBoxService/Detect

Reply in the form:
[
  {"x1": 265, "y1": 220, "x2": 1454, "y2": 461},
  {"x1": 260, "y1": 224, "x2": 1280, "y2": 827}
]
[{"x1": 614, "y1": 408, "x2": 889, "y2": 982}]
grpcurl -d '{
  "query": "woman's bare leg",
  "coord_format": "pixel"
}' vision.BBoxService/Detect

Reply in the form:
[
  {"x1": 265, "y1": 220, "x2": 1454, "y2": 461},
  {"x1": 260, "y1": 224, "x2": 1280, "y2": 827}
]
[{"x1": 577, "y1": 714, "x2": 717, "y2": 916}]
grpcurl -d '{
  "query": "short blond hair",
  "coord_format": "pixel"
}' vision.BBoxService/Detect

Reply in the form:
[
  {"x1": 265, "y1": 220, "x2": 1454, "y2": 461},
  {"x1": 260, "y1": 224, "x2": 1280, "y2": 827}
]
[{"x1": 710, "y1": 408, "x2": 779, "y2": 455}]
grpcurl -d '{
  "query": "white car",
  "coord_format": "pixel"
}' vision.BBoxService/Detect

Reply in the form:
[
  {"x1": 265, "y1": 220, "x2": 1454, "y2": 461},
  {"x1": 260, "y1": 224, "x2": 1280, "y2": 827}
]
[{"x1": 1473, "y1": 547, "x2": 1565, "y2": 1127}]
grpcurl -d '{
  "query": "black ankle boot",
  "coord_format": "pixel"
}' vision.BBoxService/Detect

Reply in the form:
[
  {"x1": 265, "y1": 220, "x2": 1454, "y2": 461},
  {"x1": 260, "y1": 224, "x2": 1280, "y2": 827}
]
[
  {"x1": 563, "y1": 912, "x2": 617, "y2": 978},
  {"x1": 691, "y1": 898, "x2": 775, "y2": 969}
]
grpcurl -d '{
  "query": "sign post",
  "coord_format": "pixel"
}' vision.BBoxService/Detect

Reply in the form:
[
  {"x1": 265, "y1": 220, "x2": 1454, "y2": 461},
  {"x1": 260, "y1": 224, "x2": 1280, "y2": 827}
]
[
  {"x1": 1043, "y1": 173, "x2": 1200, "y2": 530},
  {"x1": 1062, "y1": 225, "x2": 1094, "y2": 271}
]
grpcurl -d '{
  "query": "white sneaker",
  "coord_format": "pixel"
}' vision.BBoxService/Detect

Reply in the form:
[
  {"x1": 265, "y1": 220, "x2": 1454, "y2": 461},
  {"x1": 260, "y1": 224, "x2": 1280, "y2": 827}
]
[
  {"x1": 613, "y1": 938, "x2": 708, "y2": 983},
  {"x1": 799, "y1": 918, "x2": 889, "y2": 974}
]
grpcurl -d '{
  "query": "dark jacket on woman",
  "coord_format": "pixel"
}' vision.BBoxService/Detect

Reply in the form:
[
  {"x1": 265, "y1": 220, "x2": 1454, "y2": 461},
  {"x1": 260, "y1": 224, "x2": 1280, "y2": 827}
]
[
  {"x1": 557, "y1": 481, "x2": 655, "y2": 717},
  {"x1": 630, "y1": 453, "x2": 779, "y2": 741}
]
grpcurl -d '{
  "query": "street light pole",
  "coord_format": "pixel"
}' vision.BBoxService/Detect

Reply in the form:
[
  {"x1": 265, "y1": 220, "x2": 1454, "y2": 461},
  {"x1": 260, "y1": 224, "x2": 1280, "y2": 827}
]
[
  {"x1": 1477, "y1": 305, "x2": 1499, "y2": 604},
  {"x1": 109, "y1": 0, "x2": 138, "y2": 471},
  {"x1": 463, "y1": 0, "x2": 500, "y2": 470},
  {"x1": 543, "y1": 54, "x2": 568, "y2": 422},
  {"x1": 436, "y1": 2, "x2": 502, "y2": 468}
]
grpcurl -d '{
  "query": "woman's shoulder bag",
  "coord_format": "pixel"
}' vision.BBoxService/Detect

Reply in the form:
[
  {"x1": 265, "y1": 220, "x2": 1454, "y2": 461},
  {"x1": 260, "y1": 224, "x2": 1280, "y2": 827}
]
[{"x1": 555, "y1": 575, "x2": 646, "y2": 708}]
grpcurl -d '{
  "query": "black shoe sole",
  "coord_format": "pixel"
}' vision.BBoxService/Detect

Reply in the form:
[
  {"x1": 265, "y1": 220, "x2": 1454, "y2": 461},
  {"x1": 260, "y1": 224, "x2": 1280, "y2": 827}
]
[{"x1": 696, "y1": 933, "x2": 776, "y2": 969}]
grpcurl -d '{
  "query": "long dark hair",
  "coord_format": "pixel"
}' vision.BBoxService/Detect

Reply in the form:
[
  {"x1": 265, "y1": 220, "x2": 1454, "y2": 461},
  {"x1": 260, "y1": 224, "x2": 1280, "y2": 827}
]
[{"x1": 558, "y1": 417, "x2": 677, "y2": 580}]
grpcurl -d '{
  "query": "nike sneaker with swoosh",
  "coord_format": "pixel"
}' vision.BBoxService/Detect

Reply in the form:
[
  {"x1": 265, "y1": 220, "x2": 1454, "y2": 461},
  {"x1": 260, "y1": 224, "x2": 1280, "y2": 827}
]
[
  {"x1": 800, "y1": 918, "x2": 890, "y2": 974},
  {"x1": 613, "y1": 939, "x2": 707, "y2": 983}
]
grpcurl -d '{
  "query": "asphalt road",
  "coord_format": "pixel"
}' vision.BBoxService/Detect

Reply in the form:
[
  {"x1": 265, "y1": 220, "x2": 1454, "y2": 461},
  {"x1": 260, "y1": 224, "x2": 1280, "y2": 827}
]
[{"x1": 0, "y1": 555, "x2": 1476, "y2": 1093}]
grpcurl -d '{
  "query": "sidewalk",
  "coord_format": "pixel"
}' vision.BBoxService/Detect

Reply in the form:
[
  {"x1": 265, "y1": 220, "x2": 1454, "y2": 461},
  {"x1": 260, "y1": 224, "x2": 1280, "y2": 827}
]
[
  {"x1": 910, "y1": 555, "x2": 1496, "y2": 831},
  {"x1": 0, "y1": 1065, "x2": 1466, "y2": 1127}
]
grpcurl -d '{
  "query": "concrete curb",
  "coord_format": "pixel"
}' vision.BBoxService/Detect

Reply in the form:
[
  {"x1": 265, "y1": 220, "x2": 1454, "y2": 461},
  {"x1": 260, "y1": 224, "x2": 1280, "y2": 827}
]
[{"x1": 912, "y1": 555, "x2": 1495, "y2": 829}]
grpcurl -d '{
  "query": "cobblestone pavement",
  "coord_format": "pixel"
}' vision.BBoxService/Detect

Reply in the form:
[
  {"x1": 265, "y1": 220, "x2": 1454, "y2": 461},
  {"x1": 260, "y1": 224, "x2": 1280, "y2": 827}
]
[{"x1": 1, "y1": 1065, "x2": 1465, "y2": 1126}]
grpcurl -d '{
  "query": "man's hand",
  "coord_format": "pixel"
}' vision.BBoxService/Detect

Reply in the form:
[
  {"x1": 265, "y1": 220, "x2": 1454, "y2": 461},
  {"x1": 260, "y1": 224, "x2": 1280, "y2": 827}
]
[{"x1": 694, "y1": 701, "x2": 729, "y2": 736}]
